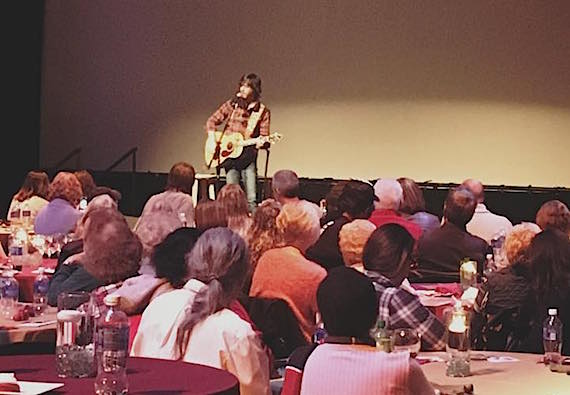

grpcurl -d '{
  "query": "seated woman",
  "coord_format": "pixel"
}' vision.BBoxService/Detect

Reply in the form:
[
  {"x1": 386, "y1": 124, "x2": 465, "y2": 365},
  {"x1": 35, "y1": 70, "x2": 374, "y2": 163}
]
[
  {"x1": 250, "y1": 201, "x2": 326, "y2": 341},
  {"x1": 131, "y1": 228, "x2": 271, "y2": 395},
  {"x1": 111, "y1": 227, "x2": 201, "y2": 315},
  {"x1": 195, "y1": 199, "x2": 228, "y2": 232},
  {"x1": 282, "y1": 266, "x2": 434, "y2": 395},
  {"x1": 536, "y1": 200, "x2": 570, "y2": 237},
  {"x1": 397, "y1": 177, "x2": 440, "y2": 234},
  {"x1": 217, "y1": 184, "x2": 252, "y2": 240},
  {"x1": 338, "y1": 219, "x2": 376, "y2": 272},
  {"x1": 244, "y1": 199, "x2": 283, "y2": 291},
  {"x1": 34, "y1": 172, "x2": 83, "y2": 236},
  {"x1": 363, "y1": 224, "x2": 446, "y2": 351},
  {"x1": 7, "y1": 170, "x2": 49, "y2": 226},
  {"x1": 471, "y1": 222, "x2": 541, "y2": 350},
  {"x1": 47, "y1": 207, "x2": 142, "y2": 306},
  {"x1": 515, "y1": 229, "x2": 570, "y2": 354}
]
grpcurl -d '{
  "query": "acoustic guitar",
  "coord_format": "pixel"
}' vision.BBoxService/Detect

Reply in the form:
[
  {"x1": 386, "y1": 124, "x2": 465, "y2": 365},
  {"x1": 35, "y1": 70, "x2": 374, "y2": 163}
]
[{"x1": 204, "y1": 131, "x2": 283, "y2": 168}]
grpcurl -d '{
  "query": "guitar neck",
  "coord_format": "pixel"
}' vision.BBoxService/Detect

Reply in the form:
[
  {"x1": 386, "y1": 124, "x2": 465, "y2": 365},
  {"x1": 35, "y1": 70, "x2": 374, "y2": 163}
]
[{"x1": 240, "y1": 136, "x2": 263, "y2": 147}]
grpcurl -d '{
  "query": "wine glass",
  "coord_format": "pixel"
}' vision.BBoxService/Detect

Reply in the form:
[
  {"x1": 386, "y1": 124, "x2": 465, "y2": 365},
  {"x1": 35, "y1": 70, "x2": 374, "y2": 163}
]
[{"x1": 392, "y1": 328, "x2": 421, "y2": 357}]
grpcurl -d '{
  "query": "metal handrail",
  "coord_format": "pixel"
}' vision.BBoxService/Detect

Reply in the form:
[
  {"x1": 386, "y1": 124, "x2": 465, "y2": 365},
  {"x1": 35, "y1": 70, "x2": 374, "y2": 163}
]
[
  {"x1": 50, "y1": 147, "x2": 81, "y2": 171},
  {"x1": 105, "y1": 147, "x2": 137, "y2": 172}
]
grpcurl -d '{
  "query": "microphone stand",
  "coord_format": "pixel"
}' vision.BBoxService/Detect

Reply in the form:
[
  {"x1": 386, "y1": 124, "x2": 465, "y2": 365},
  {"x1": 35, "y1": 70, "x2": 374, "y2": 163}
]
[{"x1": 207, "y1": 99, "x2": 239, "y2": 183}]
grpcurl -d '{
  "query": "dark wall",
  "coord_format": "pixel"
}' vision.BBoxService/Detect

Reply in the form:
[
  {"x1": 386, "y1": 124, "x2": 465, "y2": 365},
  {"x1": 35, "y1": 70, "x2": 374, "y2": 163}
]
[{"x1": 1, "y1": 2, "x2": 44, "y2": 219}]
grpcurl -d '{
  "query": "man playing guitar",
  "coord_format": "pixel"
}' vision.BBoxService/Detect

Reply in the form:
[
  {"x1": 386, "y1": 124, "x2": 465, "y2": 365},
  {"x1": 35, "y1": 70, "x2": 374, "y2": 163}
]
[{"x1": 205, "y1": 73, "x2": 270, "y2": 212}]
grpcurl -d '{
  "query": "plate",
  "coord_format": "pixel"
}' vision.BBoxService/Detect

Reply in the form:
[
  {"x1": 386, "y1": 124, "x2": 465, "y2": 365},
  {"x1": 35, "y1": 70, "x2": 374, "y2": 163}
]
[{"x1": 0, "y1": 381, "x2": 63, "y2": 395}]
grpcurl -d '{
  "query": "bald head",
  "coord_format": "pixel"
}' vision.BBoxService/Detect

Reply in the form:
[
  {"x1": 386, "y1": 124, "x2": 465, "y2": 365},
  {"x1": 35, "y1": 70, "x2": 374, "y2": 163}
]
[{"x1": 461, "y1": 179, "x2": 484, "y2": 204}]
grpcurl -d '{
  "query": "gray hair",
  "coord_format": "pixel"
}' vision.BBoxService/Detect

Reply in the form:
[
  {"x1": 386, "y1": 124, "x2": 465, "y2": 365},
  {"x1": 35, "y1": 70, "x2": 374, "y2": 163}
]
[
  {"x1": 176, "y1": 227, "x2": 249, "y2": 351},
  {"x1": 373, "y1": 178, "x2": 403, "y2": 210}
]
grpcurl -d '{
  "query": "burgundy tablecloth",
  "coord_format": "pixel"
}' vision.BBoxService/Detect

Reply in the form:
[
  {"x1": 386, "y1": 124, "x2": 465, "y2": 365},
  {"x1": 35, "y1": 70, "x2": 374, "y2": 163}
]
[
  {"x1": 14, "y1": 258, "x2": 58, "y2": 302},
  {"x1": 0, "y1": 354, "x2": 239, "y2": 394}
]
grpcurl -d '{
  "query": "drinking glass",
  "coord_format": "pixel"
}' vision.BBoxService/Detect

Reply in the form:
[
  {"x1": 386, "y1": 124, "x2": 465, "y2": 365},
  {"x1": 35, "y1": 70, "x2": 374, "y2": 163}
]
[
  {"x1": 30, "y1": 234, "x2": 47, "y2": 257},
  {"x1": 56, "y1": 291, "x2": 96, "y2": 378},
  {"x1": 392, "y1": 328, "x2": 421, "y2": 357}
]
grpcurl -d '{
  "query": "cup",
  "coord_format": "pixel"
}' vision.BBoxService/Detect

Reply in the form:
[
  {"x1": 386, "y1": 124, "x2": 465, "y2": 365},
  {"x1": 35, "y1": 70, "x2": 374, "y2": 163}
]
[
  {"x1": 56, "y1": 291, "x2": 96, "y2": 378},
  {"x1": 392, "y1": 328, "x2": 421, "y2": 357}
]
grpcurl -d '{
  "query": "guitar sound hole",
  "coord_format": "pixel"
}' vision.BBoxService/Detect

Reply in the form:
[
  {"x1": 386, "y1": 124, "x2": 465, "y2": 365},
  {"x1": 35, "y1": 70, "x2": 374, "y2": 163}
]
[{"x1": 227, "y1": 142, "x2": 233, "y2": 150}]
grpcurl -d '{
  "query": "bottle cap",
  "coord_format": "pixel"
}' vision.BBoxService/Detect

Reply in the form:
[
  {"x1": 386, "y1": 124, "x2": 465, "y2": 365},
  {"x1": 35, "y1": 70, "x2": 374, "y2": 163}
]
[
  {"x1": 104, "y1": 294, "x2": 120, "y2": 307},
  {"x1": 548, "y1": 308, "x2": 558, "y2": 316}
]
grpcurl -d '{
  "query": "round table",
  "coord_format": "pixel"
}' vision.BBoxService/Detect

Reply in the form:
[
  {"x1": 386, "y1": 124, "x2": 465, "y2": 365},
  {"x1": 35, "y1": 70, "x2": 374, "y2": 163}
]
[
  {"x1": 0, "y1": 354, "x2": 239, "y2": 394},
  {"x1": 0, "y1": 307, "x2": 56, "y2": 347},
  {"x1": 420, "y1": 351, "x2": 570, "y2": 394}
]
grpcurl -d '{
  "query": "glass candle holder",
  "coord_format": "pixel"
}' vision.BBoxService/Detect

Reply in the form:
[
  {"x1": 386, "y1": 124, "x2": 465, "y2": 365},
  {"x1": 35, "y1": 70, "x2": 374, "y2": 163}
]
[
  {"x1": 445, "y1": 301, "x2": 471, "y2": 377},
  {"x1": 459, "y1": 259, "x2": 477, "y2": 290}
]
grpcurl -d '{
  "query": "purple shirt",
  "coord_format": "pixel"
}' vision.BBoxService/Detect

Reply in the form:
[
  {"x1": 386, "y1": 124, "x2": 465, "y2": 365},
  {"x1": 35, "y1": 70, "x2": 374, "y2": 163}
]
[{"x1": 34, "y1": 198, "x2": 82, "y2": 236}]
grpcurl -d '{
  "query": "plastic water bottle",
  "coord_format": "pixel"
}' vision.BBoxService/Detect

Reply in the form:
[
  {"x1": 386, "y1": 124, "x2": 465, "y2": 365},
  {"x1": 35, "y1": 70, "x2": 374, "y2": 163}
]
[
  {"x1": 21, "y1": 202, "x2": 32, "y2": 230},
  {"x1": 0, "y1": 271, "x2": 20, "y2": 319},
  {"x1": 543, "y1": 308, "x2": 563, "y2": 368},
  {"x1": 8, "y1": 227, "x2": 28, "y2": 270},
  {"x1": 33, "y1": 268, "x2": 50, "y2": 315},
  {"x1": 95, "y1": 295, "x2": 130, "y2": 395},
  {"x1": 312, "y1": 312, "x2": 327, "y2": 344}
]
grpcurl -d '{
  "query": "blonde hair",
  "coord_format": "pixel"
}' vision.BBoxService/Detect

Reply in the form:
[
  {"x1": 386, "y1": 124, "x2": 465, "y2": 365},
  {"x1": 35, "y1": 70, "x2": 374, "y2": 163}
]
[
  {"x1": 277, "y1": 201, "x2": 320, "y2": 251},
  {"x1": 339, "y1": 220, "x2": 376, "y2": 267},
  {"x1": 503, "y1": 222, "x2": 541, "y2": 268}
]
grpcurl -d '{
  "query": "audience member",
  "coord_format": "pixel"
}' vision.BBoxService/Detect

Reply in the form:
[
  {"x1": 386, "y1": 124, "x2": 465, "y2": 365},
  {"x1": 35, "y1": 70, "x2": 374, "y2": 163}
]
[
  {"x1": 8, "y1": 170, "x2": 49, "y2": 225},
  {"x1": 217, "y1": 184, "x2": 252, "y2": 240},
  {"x1": 250, "y1": 201, "x2": 326, "y2": 341},
  {"x1": 34, "y1": 172, "x2": 83, "y2": 236},
  {"x1": 111, "y1": 227, "x2": 202, "y2": 315},
  {"x1": 194, "y1": 199, "x2": 228, "y2": 232},
  {"x1": 536, "y1": 200, "x2": 570, "y2": 237},
  {"x1": 272, "y1": 169, "x2": 301, "y2": 206},
  {"x1": 134, "y1": 211, "x2": 183, "y2": 275},
  {"x1": 462, "y1": 179, "x2": 513, "y2": 244},
  {"x1": 515, "y1": 229, "x2": 570, "y2": 354},
  {"x1": 368, "y1": 178, "x2": 422, "y2": 240},
  {"x1": 135, "y1": 162, "x2": 196, "y2": 230},
  {"x1": 338, "y1": 219, "x2": 376, "y2": 272},
  {"x1": 471, "y1": 222, "x2": 540, "y2": 350},
  {"x1": 47, "y1": 207, "x2": 142, "y2": 306},
  {"x1": 318, "y1": 180, "x2": 348, "y2": 226},
  {"x1": 131, "y1": 228, "x2": 271, "y2": 395},
  {"x1": 246, "y1": 199, "x2": 283, "y2": 272},
  {"x1": 363, "y1": 224, "x2": 446, "y2": 350},
  {"x1": 282, "y1": 267, "x2": 434, "y2": 395},
  {"x1": 397, "y1": 177, "x2": 440, "y2": 233},
  {"x1": 414, "y1": 187, "x2": 489, "y2": 283},
  {"x1": 306, "y1": 180, "x2": 375, "y2": 271},
  {"x1": 74, "y1": 169, "x2": 122, "y2": 203}
]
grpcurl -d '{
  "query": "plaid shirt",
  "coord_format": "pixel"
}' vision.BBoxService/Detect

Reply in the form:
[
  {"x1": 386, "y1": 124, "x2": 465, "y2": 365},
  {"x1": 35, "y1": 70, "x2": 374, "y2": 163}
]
[
  {"x1": 90, "y1": 281, "x2": 123, "y2": 318},
  {"x1": 206, "y1": 99, "x2": 270, "y2": 138},
  {"x1": 365, "y1": 271, "x2": 446, "y2": 351}
]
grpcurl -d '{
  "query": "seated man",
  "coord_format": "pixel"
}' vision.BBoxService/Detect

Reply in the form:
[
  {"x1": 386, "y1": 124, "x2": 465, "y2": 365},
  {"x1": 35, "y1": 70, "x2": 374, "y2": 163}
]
[
  {"x1": 306, "y1": 180, "x2": 376, "y2": 271},
  {"x1": 462, "y1": 179, "x2": 512, "y2": 244},
  {"x1": 281, "y1": 266, "x2": 434, "y2": 395},
  {"x1": 415, "y1": 187, "x2": 489, "y2": 283},
  {"x1": 368, "y1": 178, "x2": 422, "y2": 240},
  {"x1": 363, "y1": 224, "x2": 446, "y2": 351}
]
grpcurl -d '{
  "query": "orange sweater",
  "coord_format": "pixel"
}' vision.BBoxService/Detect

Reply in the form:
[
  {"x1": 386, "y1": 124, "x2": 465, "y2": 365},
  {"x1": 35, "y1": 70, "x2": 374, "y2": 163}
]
[{"x1": 250, "y1": 246, "x2": 327, "y2": 341}]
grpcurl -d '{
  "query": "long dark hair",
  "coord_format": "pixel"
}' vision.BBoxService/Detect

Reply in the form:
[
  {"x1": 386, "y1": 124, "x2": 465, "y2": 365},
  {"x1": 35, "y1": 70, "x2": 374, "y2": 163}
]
[
  {"x1": 237, "y1": 73, "x2": 262, "y2": 101},
  {"x1": 527, "y1": 228, "x2": 570, "y2": 304}
]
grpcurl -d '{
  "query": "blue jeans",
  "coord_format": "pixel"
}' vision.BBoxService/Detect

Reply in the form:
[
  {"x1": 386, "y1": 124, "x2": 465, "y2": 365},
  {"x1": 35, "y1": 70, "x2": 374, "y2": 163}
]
[{"x1": 225, "y1": 161, "x2": 257, "y2": 212}]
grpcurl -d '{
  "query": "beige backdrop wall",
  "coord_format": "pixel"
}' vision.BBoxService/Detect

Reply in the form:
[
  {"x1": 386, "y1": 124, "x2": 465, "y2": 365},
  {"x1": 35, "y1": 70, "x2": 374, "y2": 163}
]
[{"x1": 40, "y1": 1, "x2": 570, "y2": 187}]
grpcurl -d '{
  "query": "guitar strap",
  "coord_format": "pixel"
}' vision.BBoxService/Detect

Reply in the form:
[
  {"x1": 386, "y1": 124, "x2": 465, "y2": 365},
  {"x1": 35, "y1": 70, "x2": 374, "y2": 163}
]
[{"x1": 245, "y1": 103, "x2": 266, "y2": 138}]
